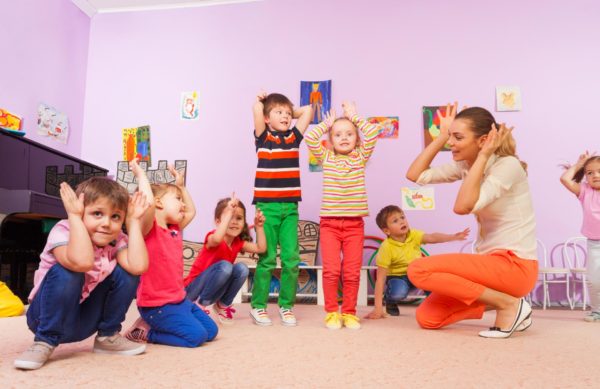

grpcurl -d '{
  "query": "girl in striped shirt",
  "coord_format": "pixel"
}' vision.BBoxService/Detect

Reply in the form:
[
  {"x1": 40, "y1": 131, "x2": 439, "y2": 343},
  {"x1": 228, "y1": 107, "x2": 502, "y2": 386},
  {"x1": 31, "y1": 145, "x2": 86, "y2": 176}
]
[{"x1": 305, "y1": 101, "x2": 379, "y2": 330}]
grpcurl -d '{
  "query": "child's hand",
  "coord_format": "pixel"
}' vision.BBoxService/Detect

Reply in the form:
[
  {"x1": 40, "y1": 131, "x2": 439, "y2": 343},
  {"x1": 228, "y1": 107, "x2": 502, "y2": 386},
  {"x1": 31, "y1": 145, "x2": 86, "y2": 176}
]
[
  {"x1": 257, "y1": 90, "x2": 267, "y2": 102},
  {"x1": 254, "y1": 209, "x2": 266, "y2": 228},
  {"x1": 453, "y1": 227, "x2": 470, "y2": 241},
  {"x1": 168, "y1": 165, "x2": 185, "y2": 187},
  {"x1": 341, "y1": 101, "x2": 357, "y2": 118},
  {"x1": 59, "y1": 182, "x2": 84, "y2": 218},
  {"x1": 479, "y1": 122, "x2": 514, "y2": 158},
  {"x1": 323, "y1": 108, "x2": 336, "y2": 128},
  {"x1": 365, "y1": 308, "x2": 386, "y2": 320},
  {"x1": 129, "y1": 158, "x2": 144, "y2": 177},
  {"x1": 128, "y1": 192, "x2": 151, "y2": 221},
  {"x1": 575, "y1": 151, "x2": 593, "y2": 168}
]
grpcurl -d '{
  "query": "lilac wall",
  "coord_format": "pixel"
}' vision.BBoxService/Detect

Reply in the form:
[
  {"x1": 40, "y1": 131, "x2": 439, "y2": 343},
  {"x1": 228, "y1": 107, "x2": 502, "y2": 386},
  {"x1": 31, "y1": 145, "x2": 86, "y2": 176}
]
[
  {"x1": 82, "y1": 0, "x2": 600, "y2": 262},
  {"x1": 0, "y1": 0, "x2": 90, "y2": 157}
]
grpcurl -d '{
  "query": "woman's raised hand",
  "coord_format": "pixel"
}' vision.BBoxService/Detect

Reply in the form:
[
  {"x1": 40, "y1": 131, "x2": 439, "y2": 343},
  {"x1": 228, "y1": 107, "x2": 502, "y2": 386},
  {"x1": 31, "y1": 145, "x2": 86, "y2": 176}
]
[
  {"x1": 436, "y1": 102, "x2": 458, "y2": 141},
  {"x1": 480, "y1": 122, "x2": 514, "y2": 158}
]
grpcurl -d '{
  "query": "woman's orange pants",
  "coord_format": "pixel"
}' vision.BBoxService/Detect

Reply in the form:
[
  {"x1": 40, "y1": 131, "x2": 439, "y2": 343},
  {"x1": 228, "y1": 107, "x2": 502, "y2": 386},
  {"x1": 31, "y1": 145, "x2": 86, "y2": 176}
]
[{"x1": 407, "y1": 250, "x2": 538, "y2": 329}]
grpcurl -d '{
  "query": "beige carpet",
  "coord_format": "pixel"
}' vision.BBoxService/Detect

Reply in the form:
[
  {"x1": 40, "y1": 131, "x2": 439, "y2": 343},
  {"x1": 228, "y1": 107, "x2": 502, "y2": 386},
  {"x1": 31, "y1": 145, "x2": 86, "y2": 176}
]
[{"x1": 1, "y1": 303, "x2": 599, "y2": 388}]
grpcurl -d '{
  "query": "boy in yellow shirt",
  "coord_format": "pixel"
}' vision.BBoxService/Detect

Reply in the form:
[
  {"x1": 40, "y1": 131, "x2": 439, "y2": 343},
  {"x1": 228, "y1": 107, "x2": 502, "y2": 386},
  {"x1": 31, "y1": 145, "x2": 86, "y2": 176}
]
[{"x1": 366, "y1": 205, "x2": 469, "y2": 318}]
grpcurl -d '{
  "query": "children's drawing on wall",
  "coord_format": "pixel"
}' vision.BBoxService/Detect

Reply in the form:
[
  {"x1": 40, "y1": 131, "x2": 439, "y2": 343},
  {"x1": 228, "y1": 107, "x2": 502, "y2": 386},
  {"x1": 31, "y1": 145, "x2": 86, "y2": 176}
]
[
  {"x1": 308, "y1": 139, "x2": 331, "y2": 172},
  {"x1": 37, "y1": 103, "x2": 69, "y2": 143},
  {"x1": 180, "y1": 91, "x2": 199, "y2": 120},
  {"x1": 116, "y1": 159, "x2": 187, "y2": 194},
  {"x1": 368, "y1": 116, "x2": 399, "y2": 139},
  {"x1": 496, "y1": 86, "x2": 522, "y2": 111},
  {"x1": 422, "y1": 106, "x2": 450, "y2": 151},
  {"x1": 0, "y1": 108, "x2": 23, "y2": 134},
  {"x1": 300, "y1": 80, "x2": 331, "y2": 124},
  {"x1": 122, "y1": 125, "x2": 152, "y2": 166},
  {"x1": 401, "y1": 187, "x2": 435, "y2": 211}
]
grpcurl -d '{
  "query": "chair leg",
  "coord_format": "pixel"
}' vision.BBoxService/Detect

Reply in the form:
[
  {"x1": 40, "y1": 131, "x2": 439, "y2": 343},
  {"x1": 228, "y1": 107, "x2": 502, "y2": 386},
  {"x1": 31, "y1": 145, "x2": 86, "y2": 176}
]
[
  {"x1": 566, "y1": 275, "x2": 572, "y2": 310},
  {"x1": 542, "y1": 279, "x2": 548, "y2": 310},
  {"x1": 582, "y1": 275, "x2": 588, "y2": 311}
]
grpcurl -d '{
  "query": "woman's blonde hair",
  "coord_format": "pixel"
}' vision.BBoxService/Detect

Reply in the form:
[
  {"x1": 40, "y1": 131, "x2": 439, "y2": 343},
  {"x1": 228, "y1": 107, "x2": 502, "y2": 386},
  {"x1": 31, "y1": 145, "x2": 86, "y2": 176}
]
[{"x1": 455, "y1": 107, "x2": 527, "y2": 172}]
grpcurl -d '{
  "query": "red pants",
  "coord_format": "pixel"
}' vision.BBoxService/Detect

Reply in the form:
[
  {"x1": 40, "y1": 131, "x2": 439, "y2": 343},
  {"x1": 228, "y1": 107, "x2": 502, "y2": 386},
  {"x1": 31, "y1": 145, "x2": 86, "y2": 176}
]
[
  {"x1": 320, "y1": 217, "x2": 364, "y2": 315},
  {"x1": 407, "y1": 250, "x2": 538, "y2": 329}
]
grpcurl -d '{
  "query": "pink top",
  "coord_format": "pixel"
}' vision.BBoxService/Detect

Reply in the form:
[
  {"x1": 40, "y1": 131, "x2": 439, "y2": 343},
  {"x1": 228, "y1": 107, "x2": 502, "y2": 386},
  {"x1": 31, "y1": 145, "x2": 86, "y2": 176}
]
[
  {"x1": 183, "y1": 230, "x2": 245, "y2": 286},
  {"x1": 136, "y1": 220, "x2": 186, "y2": 307},
  {"x1": 579, "y1": 182, "x2": 600, "y2": 240},
  {"x1": 28, "y1": 220, "x2": 128, "y2": 303}
]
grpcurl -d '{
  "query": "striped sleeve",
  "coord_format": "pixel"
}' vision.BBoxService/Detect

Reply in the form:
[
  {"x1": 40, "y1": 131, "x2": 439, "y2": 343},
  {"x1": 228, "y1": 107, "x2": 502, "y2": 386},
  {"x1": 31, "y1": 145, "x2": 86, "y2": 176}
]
[
  {"x1": 304, "y1": 121, "x2": 329, "y2": 163},
  {"x1": 353, "y1": 115, "x2": 380, "y2": 162}
]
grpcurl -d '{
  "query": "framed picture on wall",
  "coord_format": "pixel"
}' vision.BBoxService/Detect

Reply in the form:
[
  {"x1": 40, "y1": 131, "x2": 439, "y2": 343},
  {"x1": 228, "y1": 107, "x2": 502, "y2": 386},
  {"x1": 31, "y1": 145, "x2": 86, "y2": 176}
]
[
  {"x1": 496, "y1": 86, "x2": 522, "y2": 111},
  {"x1": 422, "y1": 106, "x2": 450, "y2": 151}
]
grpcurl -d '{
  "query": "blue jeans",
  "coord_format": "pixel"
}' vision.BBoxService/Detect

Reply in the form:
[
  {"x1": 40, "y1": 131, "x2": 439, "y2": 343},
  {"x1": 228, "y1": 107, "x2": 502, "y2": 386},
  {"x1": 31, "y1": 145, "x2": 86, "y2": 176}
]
[
  {"x1": 385, "y1": 275, "x2": 415, "y2": 303},
  {"x1": 185, "y1": 261, "x2": 249, "y2": 307},
  {"x1": 139, "y1": 298, "x2": 218, "y2": 348},
  {"x1": 26, "y1": 263, "x2": 139, "y2": 346}
]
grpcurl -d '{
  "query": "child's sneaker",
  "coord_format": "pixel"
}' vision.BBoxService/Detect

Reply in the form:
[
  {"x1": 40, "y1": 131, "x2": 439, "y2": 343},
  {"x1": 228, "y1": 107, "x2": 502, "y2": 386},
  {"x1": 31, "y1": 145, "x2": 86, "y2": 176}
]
[
  {"x1": 324, "y1": 312, "x2": 342, "y2": 330},
  {"x1": 124, "y1": 317, "x2": 150, "y2": 343},
  {"x1": 93, "y1": 334, "x2": 146, "y2": 355},
  {"x1": 195, "y1": 302, "x2": 211, "y2": 315},
  {"x1": 250, "y1": 308, "x2": 272, "y2": 326},
  {"x1": 14, "y1": 341, "x2": 55, "y2": 370},
  {"x1": 213, "y1": 302, "x2": 236, "y2": 325},
  {"x1": 278, "y1": 306, "x2": 297, "y2": 326},
  {"x1": 342, "y1": 313, "x2": 361, "y2": 330},
  {"x1": 385, "y1": 302, "x2": 400, "y2": 316},
  {"x1": 584, "y1": 311, "x2": 600, "y2": 322}
]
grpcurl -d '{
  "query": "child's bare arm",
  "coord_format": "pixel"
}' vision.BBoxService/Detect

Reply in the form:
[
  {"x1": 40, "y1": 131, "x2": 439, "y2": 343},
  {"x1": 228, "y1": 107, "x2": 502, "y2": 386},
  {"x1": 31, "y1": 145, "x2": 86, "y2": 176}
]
[
  {"x1": 253, "y1": 91, "x2": 268, "y2": 137},
  {"x1": 130, "y1": 159, "x2": 155, "y2": 236},
  {"x1": 422, "y1": 228, "x2": 470, "y2": 244},
  {"x1": 206, "y1": 195, "x2": 237, "y2": 249},
  {"x1": 53, "y1": 182, "x2": 95, "y2": 272},
  {"x1": 242, "y1": 209, "x2": 267, "y2": 254},
  {"x1": 293, "y1": 105, "x2": 313, "y2": 134},
  {"x1": 169, "y1": 165, "x2": 196, "y2": 229},
  {"x1": 117, "y1": 192, "x2": 151, "y2": 275},
  {"x1": 365, "y1": 266, "x2": 388, "y2": 319},
  {"x1": 560, "y1": 151, "x2": 590, "y2": 196}
]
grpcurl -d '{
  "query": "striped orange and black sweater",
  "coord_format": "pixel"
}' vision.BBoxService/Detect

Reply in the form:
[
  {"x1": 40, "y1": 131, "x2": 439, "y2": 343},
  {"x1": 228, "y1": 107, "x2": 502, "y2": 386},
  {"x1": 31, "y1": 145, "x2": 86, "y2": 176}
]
[{"x1": 252, "y1": 126, "x2": 303, "y2": 204}]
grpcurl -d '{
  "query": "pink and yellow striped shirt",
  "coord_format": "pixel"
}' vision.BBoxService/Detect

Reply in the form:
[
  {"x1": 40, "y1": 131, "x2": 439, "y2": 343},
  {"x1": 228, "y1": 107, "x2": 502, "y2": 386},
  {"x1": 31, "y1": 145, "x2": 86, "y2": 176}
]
[{"x1": 305, "y1": 115, "x2": 379, "y2": 217}]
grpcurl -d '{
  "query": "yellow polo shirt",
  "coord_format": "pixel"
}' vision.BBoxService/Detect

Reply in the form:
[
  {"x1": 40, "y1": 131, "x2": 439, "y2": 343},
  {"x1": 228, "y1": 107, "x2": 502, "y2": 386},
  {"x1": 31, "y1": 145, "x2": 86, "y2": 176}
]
[{"x1": 376, "y1": 229, "x2": 425, "y2": 276}]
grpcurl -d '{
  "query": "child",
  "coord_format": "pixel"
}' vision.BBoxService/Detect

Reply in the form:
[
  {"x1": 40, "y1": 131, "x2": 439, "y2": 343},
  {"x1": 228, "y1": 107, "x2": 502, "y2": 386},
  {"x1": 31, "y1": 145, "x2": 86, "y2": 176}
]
[
  {"x1": 126, "y1": 161, "x2": 218, "y2": 346},
  {"x1": 184, "y1": 195, "x2": 267, "y2": 324},
  {"x1": 366, "y1": 205, "x2": 470, "y2": 319},
  {"x1": 0, "y1": 281, "x2": 25, "y2": 317},
  {"x1": 14, "y1": 177, "x2": 150, "y2": 370},
  {"x1": 560, "y1": 151, "x2": 600, "y2": 321},
  {"x1": 250, "y1": 91, "x2": 312, "y2": 326},
  {"x1": 304, "y1": 102, "x2": 379, "y2": 330}
]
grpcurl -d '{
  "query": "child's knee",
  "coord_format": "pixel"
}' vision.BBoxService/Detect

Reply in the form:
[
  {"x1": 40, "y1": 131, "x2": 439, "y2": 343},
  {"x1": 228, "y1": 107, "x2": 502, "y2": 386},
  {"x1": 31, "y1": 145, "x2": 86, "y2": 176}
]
[
  {"x1": 205, "y1": 321, "x2": 219, "y2": 342},
  {"x1": 233, "y1": 263, "x2": 249, "y2": 278}
]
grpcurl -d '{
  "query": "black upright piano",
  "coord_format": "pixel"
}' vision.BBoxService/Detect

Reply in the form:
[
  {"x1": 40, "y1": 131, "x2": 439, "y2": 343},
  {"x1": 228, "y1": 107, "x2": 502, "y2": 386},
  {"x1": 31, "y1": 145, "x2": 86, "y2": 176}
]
[{"x1": 0, "y1": 129, "x2": 108, "y2": 302}]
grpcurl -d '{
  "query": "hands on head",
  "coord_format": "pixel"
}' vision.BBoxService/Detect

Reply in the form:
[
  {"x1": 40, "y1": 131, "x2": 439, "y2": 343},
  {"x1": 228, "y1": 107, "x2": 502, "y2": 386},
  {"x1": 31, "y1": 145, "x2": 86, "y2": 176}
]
[
  {"x1": 480, "y1": 122, "x2": 514, "y2": 158},
  {"x1": 128, "y1": 191, "x2": 151, "y2": 221},
  {"x1": 59, "y1": 182, "x2": 84, "y2": 218}
]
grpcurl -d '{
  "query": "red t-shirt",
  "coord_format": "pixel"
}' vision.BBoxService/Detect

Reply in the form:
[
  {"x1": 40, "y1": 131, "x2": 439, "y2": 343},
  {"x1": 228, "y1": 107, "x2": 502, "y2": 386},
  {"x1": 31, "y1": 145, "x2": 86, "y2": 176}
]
[
  {"x1": 183, "y1": 230, "x2": 245, "y2": 286},
  {"x1": 136, "y1": 220, "x2": 186, "y2": 307}
]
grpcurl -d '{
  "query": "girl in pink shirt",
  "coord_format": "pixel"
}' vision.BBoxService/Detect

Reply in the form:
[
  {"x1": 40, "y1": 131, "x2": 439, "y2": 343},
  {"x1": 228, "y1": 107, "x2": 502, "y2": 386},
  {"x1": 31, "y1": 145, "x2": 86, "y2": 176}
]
[
  {"x1": 561, "y1": 152, "x2": 600, "y2": 321},
  {"x1": 184, "y1": 195, "x2": 266, "y2": 324}
]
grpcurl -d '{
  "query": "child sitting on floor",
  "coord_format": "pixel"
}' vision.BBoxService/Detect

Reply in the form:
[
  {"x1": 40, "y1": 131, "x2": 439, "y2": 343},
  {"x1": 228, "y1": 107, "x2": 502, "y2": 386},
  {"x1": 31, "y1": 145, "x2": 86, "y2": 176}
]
[
  {"x1": 184, "y1": 194, "x2": 266, "y2": 324},
  {"x1": 366, "y1": 205, "x2": 469, "y2": 319}
]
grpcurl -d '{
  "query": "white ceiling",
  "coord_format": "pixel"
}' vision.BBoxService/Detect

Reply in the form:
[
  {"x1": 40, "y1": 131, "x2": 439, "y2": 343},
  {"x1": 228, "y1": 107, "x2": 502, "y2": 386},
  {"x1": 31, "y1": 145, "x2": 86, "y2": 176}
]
[{"x1": 72, "y1": 0, "x2": 262, "y2": 17}]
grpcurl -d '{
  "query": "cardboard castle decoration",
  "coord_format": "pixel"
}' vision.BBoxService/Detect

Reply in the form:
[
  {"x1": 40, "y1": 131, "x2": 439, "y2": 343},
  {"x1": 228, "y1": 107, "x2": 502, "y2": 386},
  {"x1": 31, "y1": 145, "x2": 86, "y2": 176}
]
[
  {"x1": 116, "y1": 160, "x2": 188, "y2": 194},
  {"x1": 46, "y1": 165, "x2": 108, "y2": 197}
]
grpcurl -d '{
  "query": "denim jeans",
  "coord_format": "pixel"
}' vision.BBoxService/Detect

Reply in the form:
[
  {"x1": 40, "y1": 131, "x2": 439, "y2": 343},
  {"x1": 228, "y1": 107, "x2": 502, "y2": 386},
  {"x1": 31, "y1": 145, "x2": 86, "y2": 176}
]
[
  {"x1": 27, "y1": 263, "x2": 139, "y2": 346},
  {"x1": 185, "y1": 260, "x2": 249, "y2": 307},
  {"x1": 139, "y1": 298, "x2": 218, "y2": 348},
  {"x1": 385, "y1": 275, "x2": 415, "y2": 303}
]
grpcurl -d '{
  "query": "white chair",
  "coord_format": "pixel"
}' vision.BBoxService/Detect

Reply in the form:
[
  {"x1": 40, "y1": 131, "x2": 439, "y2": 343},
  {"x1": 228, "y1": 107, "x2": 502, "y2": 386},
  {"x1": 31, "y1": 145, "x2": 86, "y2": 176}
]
[
  {"x1": 562, "y1": 237, "x2": 588, "y2": 310},
  {"x1": 538, "y1": 238, "x2": 572, "y2": 310},
  {"x1": 459, "y1": 240, "x2": 476, "y2": 254}
]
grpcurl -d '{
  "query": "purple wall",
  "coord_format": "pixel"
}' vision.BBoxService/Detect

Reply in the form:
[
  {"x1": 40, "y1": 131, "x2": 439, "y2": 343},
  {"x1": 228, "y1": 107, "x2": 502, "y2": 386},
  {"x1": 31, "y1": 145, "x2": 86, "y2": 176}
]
[
  {"x1": 81, "y1": 0, "x2": 600, "y2": 263},
  {"x1": 0, "y1": 0, "x2": 90, "y2": 157}
]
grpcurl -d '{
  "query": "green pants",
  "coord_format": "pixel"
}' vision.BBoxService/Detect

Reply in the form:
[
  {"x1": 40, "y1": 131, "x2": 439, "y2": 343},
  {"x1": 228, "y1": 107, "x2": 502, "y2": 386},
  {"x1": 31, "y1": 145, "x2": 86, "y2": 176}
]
[{"x1": 251, "y1": 202, "x2": 300, "y2": 309}]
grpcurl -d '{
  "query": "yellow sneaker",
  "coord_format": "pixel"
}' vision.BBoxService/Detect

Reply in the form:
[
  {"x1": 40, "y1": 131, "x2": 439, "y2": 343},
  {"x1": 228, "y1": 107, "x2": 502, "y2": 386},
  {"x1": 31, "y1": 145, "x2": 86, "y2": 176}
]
[
  {"x1": 342, "y1": 313, "x2": 361, "y2": 330},
  {"x1": 324, "y1": 312, "x2": 342, "y2": 330}
]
